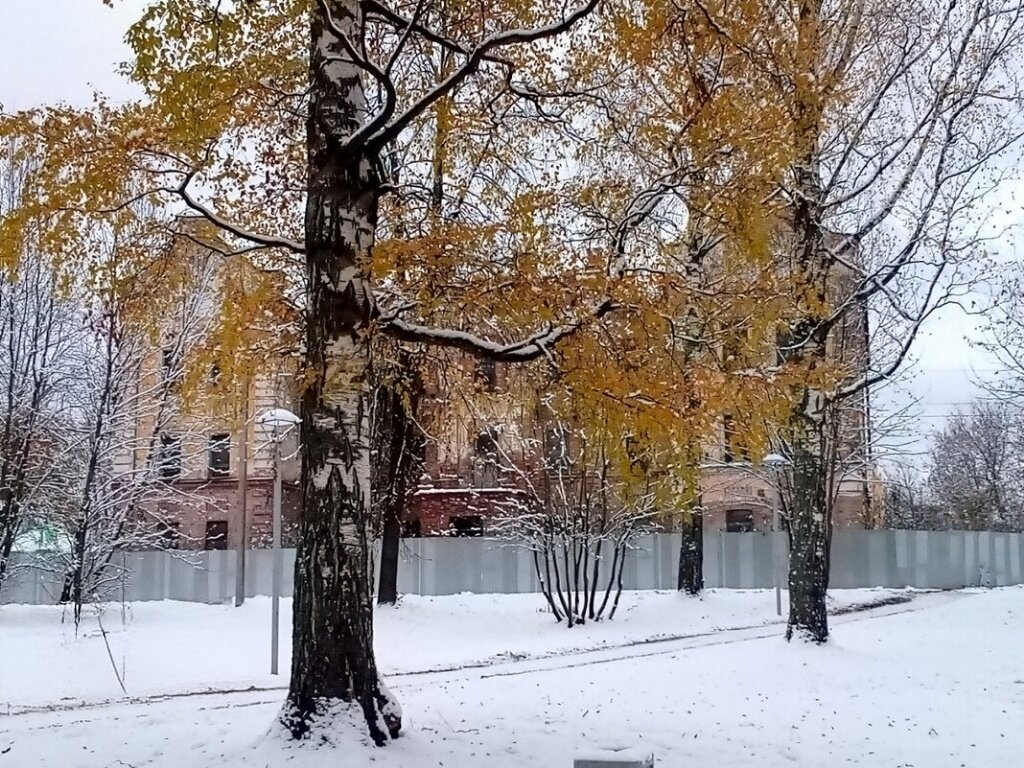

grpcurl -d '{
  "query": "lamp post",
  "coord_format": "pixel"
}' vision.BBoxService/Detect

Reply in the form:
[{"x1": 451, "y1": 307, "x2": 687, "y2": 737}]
[
  {"x1": 257, "y1": 407, "x2": 300, "y2": 675},
  {"x1": 763, "y1": 452, "x2": 789, "y2": 617}
]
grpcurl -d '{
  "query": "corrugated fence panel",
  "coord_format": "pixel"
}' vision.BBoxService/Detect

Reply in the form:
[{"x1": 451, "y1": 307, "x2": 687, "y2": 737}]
[{"x1": 3, "y1": 531, "x2": 1024, "y2": 604}]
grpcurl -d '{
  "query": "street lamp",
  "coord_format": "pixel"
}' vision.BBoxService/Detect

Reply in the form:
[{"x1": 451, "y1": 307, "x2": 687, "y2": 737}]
[
  {"x1": 257, "y1": 407, "x2": 300, "y2": 675},
  {"x1": 763, "y1": 452, "x2": 789, "y2": 617}
]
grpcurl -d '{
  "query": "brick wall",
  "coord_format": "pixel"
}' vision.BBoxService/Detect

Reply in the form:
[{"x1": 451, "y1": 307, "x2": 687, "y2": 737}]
[
  {"x1": 407, "y1": 488, "x2": 532, "y2": 535},
  {"x1": 158, "y1": 478, "x2": 301, "y2": 550}
]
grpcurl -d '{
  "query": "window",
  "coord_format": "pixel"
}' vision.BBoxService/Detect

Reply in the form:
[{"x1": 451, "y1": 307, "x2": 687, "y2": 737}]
[
  {"x1": 449, "y1": 515, "x2": 484, "y2": 537},
  {"x1": 205, "y1": 520, "x2": 229, "y2": 550},
  {"x1": 723, "y1": 415, "x2": 749, "y2": 463},
  {"x1": 723, "y1": 415, "x2": 736, "y2": 463},
  {"x1": 161, "y1": 347, "x2": 181, "y2": 383},
  {"x1": 726, "y1": 509, "x2": 755, "y2": 533},
  {"x1": 402, "y1": 519, "x2": 422, "y2": 538},
  {"x1": 209, "y1": 434, "x2": 231, "y2": 476},
  {"x1": 159, "y1": 434, "x2": 182, "y2": 479},
  {"x1": 475, "y1": 427, "x2": 499, "y2": 459},
  {"x1": 209, "y1": 362, "x2": 221, "y2": 385},
  {"x1": 544, "y1": 425, "x2": 569, "y2": 471},
  {"x1": 475, "y1": 358, "x2": 498, "y2": 392},
  {"x1": 776, "y1": 326, "x2": 798, "y2": 365},
  {"x1": 475, "y1": 428, "x2": 500, "y2": 488}
]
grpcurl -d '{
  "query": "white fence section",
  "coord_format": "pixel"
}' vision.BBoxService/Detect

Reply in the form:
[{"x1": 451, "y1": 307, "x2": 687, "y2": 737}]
[{"x1": 3, "y1": 530, "x2": 1023, "y2": 605}]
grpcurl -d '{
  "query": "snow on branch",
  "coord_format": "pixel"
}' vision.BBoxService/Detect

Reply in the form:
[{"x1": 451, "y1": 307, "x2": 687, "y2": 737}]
[
  {"x1": 170, "y1": 165, "x2": 306, "y2": 255},
  {"x1": 380, "y1": 296, "x2": 617, "y2": 362}
]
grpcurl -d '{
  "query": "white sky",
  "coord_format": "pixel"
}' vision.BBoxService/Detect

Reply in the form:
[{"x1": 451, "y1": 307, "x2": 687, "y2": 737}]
[{"x1": 0, "y1": 0, "x2": 1012, "y2": 467}]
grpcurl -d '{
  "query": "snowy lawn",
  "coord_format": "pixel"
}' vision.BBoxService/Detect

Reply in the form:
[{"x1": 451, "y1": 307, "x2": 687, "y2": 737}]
[
  {"x1": 1, "y1": 587, "x2": 1021, "y2": 767},
  {"x1": 0, "y1": 588, "x2": 901, "y2": 708}
]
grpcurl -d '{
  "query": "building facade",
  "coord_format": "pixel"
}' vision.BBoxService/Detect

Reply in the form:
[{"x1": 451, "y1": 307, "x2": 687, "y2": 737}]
[{"x1": 116, "y1": 234, "x2": 302, "y2": 551}]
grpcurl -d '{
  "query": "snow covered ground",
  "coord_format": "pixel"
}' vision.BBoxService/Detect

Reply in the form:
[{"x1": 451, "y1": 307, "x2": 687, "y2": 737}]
[
  {"x1": 1, "y1": 587, "x2": 1021, "y2": 767},
  {"x1": 0, "y1": 588, "x2": 898, "y2": 709}
]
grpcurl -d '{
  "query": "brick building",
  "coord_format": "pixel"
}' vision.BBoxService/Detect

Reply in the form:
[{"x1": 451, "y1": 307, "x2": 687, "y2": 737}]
[
  {"x1": 137, "y1": 226, "x2": 874, "y2": 546},
  {"x1": 116, "y1": 233, "x2": 302, "y2": 551},
  {"x1": 404, "y1": 235, "x2": 876, "y2": 536}
]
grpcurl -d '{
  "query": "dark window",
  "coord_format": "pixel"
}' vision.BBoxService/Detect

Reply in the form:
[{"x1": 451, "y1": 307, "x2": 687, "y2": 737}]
[
  {"x1": 210, "y1": 363, "x2": 221, "y2": 385},
  {"x1": 402, "y1": 519, "x2": 422, "y2": 538},
  {"x1": 209, "y1": 433, "x2": 231, "y2": 476},
  {"x1": 159, "y1": 434, "x2": 182, "y2": 478},
  {"x1": 449, "y1": 515, "x2": 484, "y2": 537},
  {"x1": 161, "y1": 347, "x2": 181, "y2": 382},
  {"x1": 475, "y1": 358, "x2": 498, "y2": 391},
  {"x1": 205, "y1": 520, "x2": 229, "y2": 550},
  {"x1": 776, "y1": 326, "x2": 797, "y2": 365},
  {"x1": 723, "y1": 415, "x2": 749, "y2": 463},
  {"x1": 726, "y1": 509, "x2": 755, "y2": 533},
  {"x1": 475, "y1": 428, "x2": 499, "y2": 459}
]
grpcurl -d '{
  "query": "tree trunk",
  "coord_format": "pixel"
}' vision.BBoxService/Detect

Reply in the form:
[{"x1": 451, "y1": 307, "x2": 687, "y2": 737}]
[
  {"x1": 785, "y1": 439, "x2": 830, "y2": 642},
  {"x1": 784, "y1": 1, "x2": 832, "y2": 642},
  {"x1": 283, "y1": 2, "x2": 400, "y2": 745},
  {"x1": 377, "y1": 511, "x2": 402, "y2": 606},
  {"x1": 59, "y1": 524, "x2": 88, "y2": 627},
  {"x1": 677, "y1": 502, "x2": 703, "y2": 595},
  {"x1": 0, "y1": 497, "x2": 17, "y2": 587},
  {"x1": 372, "y1": 353, "x2": 425, "y2": 606}
]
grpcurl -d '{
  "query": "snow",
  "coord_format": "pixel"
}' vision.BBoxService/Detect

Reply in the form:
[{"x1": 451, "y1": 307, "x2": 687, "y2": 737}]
[
  {"x1": 2, "y1": 587, "x2": 1022, "y2": 767},
  {"x1": 413, "y1": 486, "x2": 529, "y2": 495},
  {"x1": 255, "y1": 408, "x2": 300, "y2": 427},
  {"x1": 0, "y1": 589, "x2": 899, "y2": 709}
]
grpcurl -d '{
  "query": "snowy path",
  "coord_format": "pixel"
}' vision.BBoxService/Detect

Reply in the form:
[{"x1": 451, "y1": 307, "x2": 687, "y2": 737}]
[{"x1": 5, "y1": 588, "x2": 1015, "y2": 768}]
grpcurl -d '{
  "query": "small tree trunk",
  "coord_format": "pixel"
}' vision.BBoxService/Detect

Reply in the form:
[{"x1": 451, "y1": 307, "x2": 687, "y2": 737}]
[
  {"x1": 372, "y1": 353, "x2": 424, "y2": 607},
  {"x1": 284, "y1": 1, "x2": 399, "y2": 744},
  {"x1": 587, "y1": 539, "x2": 602, "y2": 619},
  {"x1": 534, "y1": 550, "x2": 563, "y2": 621},
  {"x1": 677, "y1": 503, "x2": 703, "y2": 595},
  {"x1": 607, "y1": 542, "x2": 627, "y2": 620},
  {"x1": 595, "y1": 543, "x2": 621, "y2": 619},
  {"x1": 59, "y1": 525, "x2": 88, "y2": 627},
  {"x1": 377, "y1": 511, "x2": 402, "y2": 606},
  {"x1": 0, "y1": 502, "x2": 17, "y2": 588}
]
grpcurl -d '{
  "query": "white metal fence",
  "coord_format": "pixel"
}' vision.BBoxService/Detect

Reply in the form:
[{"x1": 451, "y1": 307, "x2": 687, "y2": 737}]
[{"x1": 3, "y1": 530, "x2": 1023, "y2": 605}]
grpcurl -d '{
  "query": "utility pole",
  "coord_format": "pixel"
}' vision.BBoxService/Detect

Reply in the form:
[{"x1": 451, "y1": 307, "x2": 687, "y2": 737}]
[
  {"x1": 234, "y1": 377, "x2": 249, "y2": 607},
  {"x1": 271, "y1": 419, "x2": 283, "y2": 673},
  {"x1": 764, "y1": 453, "x2": 789, "y2": 617},
  {"x1": 257, "y1": 406, "x2": 299, "y2": 674}
]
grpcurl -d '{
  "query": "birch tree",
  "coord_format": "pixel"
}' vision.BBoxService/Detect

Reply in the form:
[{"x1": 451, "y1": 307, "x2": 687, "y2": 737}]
[{"x1": 2, "y1": 0, "x2": 613, "y2": 744}]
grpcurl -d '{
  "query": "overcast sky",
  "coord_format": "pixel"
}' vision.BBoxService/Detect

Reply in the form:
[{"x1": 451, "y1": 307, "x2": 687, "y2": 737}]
[{"x1": 0, "y1": 0, "x2": 1011, "y2": 466}]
